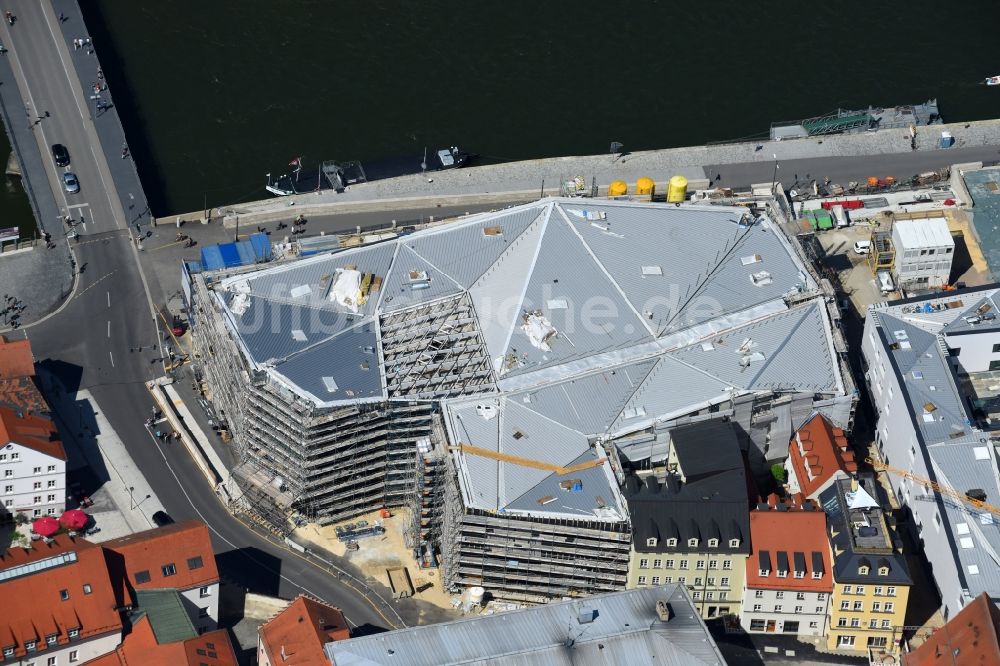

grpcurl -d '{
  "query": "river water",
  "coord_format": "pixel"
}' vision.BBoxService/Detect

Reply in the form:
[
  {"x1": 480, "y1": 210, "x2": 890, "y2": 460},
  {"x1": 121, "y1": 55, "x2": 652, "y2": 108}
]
[{"x1": 9, "y1": 0, "x2": 1000, "y2": 220}]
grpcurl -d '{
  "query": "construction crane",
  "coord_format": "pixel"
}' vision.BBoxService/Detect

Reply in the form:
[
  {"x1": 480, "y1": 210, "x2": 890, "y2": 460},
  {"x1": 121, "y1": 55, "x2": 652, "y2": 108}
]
[
  {"x1": 453, "y1": 443, "x2": 607, "y2": 476},
  {"x1": 866, "y1": 457, "x2": 1000, "y2": 517}
]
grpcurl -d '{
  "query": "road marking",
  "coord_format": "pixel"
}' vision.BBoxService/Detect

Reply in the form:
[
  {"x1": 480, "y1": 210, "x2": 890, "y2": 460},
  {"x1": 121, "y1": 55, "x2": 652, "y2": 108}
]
[
  {"x1": 66, "y1": 203, "x2": 89, "y2": 210},
  {"x1": 107, "y1": 291, "x2": 110, "y2": 308},
  {"x1": 108, "y1": 351, "x2": 115, "y2": 367},
  {"x1": 107, "y1": 320, "x2": 110, "y2": 338}
]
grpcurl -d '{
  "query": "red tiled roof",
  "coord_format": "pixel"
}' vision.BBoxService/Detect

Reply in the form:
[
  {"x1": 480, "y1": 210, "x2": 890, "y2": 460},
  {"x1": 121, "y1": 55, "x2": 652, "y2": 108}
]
[
  {"x1": 85, "y1": 615, "x2": 238, "y2": 666},
  {"x1": 260, "y1": 596, "x2": 349, "y2": 665},
  {"x1": 902, "y1": 592, "x2": 1000, "y2": 666},
  {"x1": 787, "y1": 414, "x2": 857, "y2": 497},
  {"x1": 0, "y1": 336, "x2": 34, "y2": 379},
  {"x1": 102, "y1": 520, "x2": 219, "y2": 592},
  {"x1": 745, "y1": 508, "x2": 833, "y2": 592},
  {"x1": 0, "y1": 536, "x2": 122, "y2": 659},
  {"x1": 0, "y1": 406, "x2": 66, "y2": 461}
]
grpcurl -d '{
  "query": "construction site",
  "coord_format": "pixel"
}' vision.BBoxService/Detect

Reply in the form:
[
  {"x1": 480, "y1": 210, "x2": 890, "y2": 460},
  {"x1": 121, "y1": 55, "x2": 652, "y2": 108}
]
[{"x1": 187, "y1": 197, "x2": 854, "y2": 602}]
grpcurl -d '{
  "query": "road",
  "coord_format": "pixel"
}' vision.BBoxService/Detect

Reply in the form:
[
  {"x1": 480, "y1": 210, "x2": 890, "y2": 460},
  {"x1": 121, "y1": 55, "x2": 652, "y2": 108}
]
[{"x1": 2, "y1": 0, "x2": 391, "y2": 630}]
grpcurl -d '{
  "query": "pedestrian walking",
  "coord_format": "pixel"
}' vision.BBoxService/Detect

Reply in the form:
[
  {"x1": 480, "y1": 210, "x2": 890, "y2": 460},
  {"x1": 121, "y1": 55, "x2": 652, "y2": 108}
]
[{"x1": 58, "y1": 12, "x2": 65, "y2": 22}]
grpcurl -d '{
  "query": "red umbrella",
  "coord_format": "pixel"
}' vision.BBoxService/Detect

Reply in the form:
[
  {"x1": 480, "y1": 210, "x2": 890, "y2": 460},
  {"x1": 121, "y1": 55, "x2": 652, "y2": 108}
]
[
  {"x1": 32, "y1": 516, "x2": 60, "y2": 537},
  {"x1": 60, "y1": 509, "x2": 89, "y2": 531}
]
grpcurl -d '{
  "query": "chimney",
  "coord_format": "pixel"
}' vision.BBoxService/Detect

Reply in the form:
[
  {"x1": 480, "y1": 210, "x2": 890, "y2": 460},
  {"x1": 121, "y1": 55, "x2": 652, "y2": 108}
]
[
  {"x1": 655, "y1": 600, "x2": 673, "y2": 622},
  {"x1": 850, "y1": 477, "x2": 859, "y2": 493}
]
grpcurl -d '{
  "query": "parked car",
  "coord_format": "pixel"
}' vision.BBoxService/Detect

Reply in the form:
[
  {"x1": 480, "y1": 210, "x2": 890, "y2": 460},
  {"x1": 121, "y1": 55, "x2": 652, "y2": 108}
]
[
  {"x1": 152, "y1": 511, "x2": 174, "y2": 527},
  {"x1": 62, "y1": 172, "x2": 79, "y2": 194},
  {"x1": 853, "y1": 240, "x2": 871, "y2": 255},
  {"x1": 51, "y1": 143, "x2": 70, "y2": 167}
]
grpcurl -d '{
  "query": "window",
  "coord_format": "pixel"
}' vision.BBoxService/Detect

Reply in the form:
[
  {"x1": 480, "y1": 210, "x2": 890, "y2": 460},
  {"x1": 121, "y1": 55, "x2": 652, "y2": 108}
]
[
  {"x1": 83, "y1": 584, "x2": 92, "y2": 595},
  {"x1": 776, "y1": 591, "x2": 785, "y2": 599},
  {"x1": 4, "y1": 485, "x2": 11, "y2": 493},
  {"x1": 838, "y1": 635, "x2": 856, "y2": 647},
  {"x1": 650, "y1": 558, "x2": 661, "y2": 569},
  {"x1": 878, "y1": 566, "x2": 889, "y2": 576},
  {"x1": 874, "y1": 586, "x2": 883, "y2": 596},
  {"x1": 723, "y1": 559, "x2": 732, "y2": 570},
  {"x1": 858, "y1": 565, "x2": 870, "y2": 575},
  {"x1": 663, "y1": 576, "x2": 672, "y2": 583},
  {"x1": 134, "y1": 570, "x2": 151, "y2": 584},
  {"x1": 851, "y1": 618, "x2": 860, "y2": 628},
  {"x1": 47, "y1": 465, "x2": 56, "y2": 472},
  {"x1": 3, "y1": 647, "x2": 14, "y2": 657},
  {"x1": 837, "y1": 617, "x2": 848, "y2": 627},
  {"x1": 794, "y1": 570, "x2": 805, "y2": 579},
  {"x1": 161, "y1": 563, "x2": 176, "y2": 577},
  {"x1": 884, "y1": 602, "x2": 895, "y2": 612},
  {"x1": 46, "y1": 635, "x2": 57, "y2": 645},
  {"x1": 694, "y1": 577, "x2": 703, "y2": 586},
  {"x1": 759, "y1": 568, "x2": 770, "y2": 577},
  {"x1": 809, "y1": 621, "x2": 818, "y2": 629},
  {"x1": 26, "y1": 640, "x2": 36, "y2": 652},
  {"x1": 853, "y1": 601, "x2": 863, "y2": 611},
  {"x1": 70, "y1": 651, "x2": 79, "y2": 663},
  {"x1": 199, "y1": 586, "x2": 211, "y2": 598},
  {"x1": 817, "y1": 593, "x2": 826, "y2": 601},
  {"x1": 651, "y1": 576, "x2": 661, "y2": 585},
  {"x1": 3, "y1": 470, "x2": 11, "y2": 478},
  {"x1": 992, "y1": 344, "x2": 1000, "y2": 354},
  {"x1": 887, "y1": 586, "x2": 896, "y2": 596},
  {"x1": 707, "y1": 577, "x2": 716, "y2": 587},
  {"x1": 794, "y1": 605, "x2": 803, "y2": 613},
  {"x1": 646, "y1": 537, "x2": 657, "y2": 547},
  {"x1": 48, "y1": 658, "x2": 57, "y2": 666},
  {"x1": 796, "y1": 592, "x2": 805, "y2": 600},
  {"x1": 198, "y1": 607, "x2": 209, "y2": 618},
  {"x1": 872, "y1": 602, "x2": 881, "y2": 612},
  {"x1": 47, "y1": 480, "x2": 56, "y2": 488},
  {"x1": 870, "y1": 619, "x2": 879, "y2": 629},
  {"x1": 637, "y1": 575, "x2": 647, "y2": 585},
  {"x1": 842, "y1": 585, "x2": 852, "y2": 594},
  {"x1": 679, "y1": 560, "x2": 689, "y2": 570},
  {"x1": 47, "y1": 494, "x2": 56, "y2": 502},
  {"x1": 755, "y1": 590, "x2": 764, "y2": 598},
  {"x1": 855, "y1": 585, "x2": 865, "y2": 595},
  {"x1": 709, "y1": 560, "x2": 718, "y2": 570},
  {"x1": 33, "y1": 482, "x2": 42, "y2": 490},
  {"x1": 639, "y1": 558, "x2": 649, "y2": 569},
  {"x1": 812, "y1": 571, "x2": 822, "y2": 579},
  {"x1": 881, "y1": 619, "x2": 891, "y2": 628},
  {"x1": 0, "y1": 453, "x2": 5, "y2": 460},
  {"x1": 708, "y1": 538, "x2": 718, "y2": 548},
  {"x1": 665, "y1": 559, "x2": 674, "y2": 569},
  {"x1": 10, "y1": 453, "x2": 17, "y2": 460},
  {"x1": 33, "y1": 496, "x2": 42, "y2": 504},
  {"x1": 840, "y1": 601, "x2": 850, "y2": 611},
  {"x1": 687, "y1": 538, "x2": 698, "y2": 547},
  {"x1": 677, "y1": 576, "x2": 686, "y2": 584},
  {"x1": 750, "y1": 619, "x2": 766, "y2": 632},
  {"x1": 692, "y1": 591, "x2": 701, "y2": 600},
  {"x1": 68, "y1": 629, "x2": 79, "y2": 639},
  {"x1": 721, "y1": 577, "x2": 730, "y2": 587},
  {"x1": 696, "y1": 560, "x2": 706, "y2": 570},
  {"x1": 776, "y1": 570, "x2": 787, "y2": 578},
  {"x1": 816, "y1": 607, "x2": 824, "y2": 613},
  {"x1": 33, "y1": 467, "x2": 41, "y2": 474},
  {"x1": 729, "y1": 538, "x2": 739, "y2": 547},
  {"x1": 3, "y1": 500, "x2": 10, "y2": 508},
  {"x1": 666, "y1": 538, "x2": 677, "y2": 547},
  {"x1": 753, "y1": 604, "x2": 762, "y2": 612},
  {"x1": 719, "y1": 591, "x2": 728, "y2": 600},
  {"x1": 60, "y1": 589, "x2": 69, "y2": 601},
  {"x1": 773, "y1": 605, "x2": 783, "y2": 613}
]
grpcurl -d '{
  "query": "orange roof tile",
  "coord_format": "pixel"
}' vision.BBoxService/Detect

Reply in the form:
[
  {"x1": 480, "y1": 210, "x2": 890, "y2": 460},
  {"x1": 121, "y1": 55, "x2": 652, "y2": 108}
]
[
  {"x1": 745, "y1": 508, "x2": 833, "y2": 593},
  {"x1": 902, "y1": 592, "x2": 1000, "y2": 666},
  {"x1": 0, "y1": 536, "x2": 122, "y2": 660},
  {"x1": 0, "y1": 336, "x2": 34, "y2": 379},
  {"x1": 788, "y1": 414, "x2": 858, "y2": 497},
  {"x1": 260, "y1": 596, "x2": 349, "y2": 665},
  {"x1": 0, "y1": 406, "x2": 66, "y2": 460},
  {"x1": 102, "y1": 520, "x2": 219, "y2": 592},
  {"x1": 88, "y1": 615, "x2": 238, "y2": 666}
]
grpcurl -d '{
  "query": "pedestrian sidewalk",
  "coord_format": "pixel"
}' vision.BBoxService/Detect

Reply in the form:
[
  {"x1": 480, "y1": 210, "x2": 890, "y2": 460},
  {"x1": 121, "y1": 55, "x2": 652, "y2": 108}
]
[{"x1": 38, "y1": 369, "x2": 164, "y2": 540}]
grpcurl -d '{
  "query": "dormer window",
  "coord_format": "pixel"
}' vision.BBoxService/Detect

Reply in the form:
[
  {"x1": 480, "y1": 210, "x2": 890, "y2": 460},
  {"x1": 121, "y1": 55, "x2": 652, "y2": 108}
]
[
  {"x1": 687, "y1": 538, "x2": 698, "y2": 548},
  {"x1": 878, "y1": 566, "x2": 889, "y2": 576},
  {"x1": 777, "y1": 570, "x2": 788, "y2": 578},
  {"x1": 729, "y1": 538, "x2": 740, "y2": 547},
  {"x1": 859, "y1": 565, "x2": 870, "y2": 575},
  {"x1": 708, "y1": 538, "x2": 719, "y2": 548},
  {"x1": 46, "y1": 634, "x2": 57, "y2": 646},
  {"x1": 812, "y1": 571, "x2": 822, "y2": 579},
  {"x1": 759, "y1": 569, "x2": 770, "y2": 577},
  {"x1": 25, "y1": 641, "x2": 36, "y2": 652},
  {"x1": 2, "y1": 647, "x2": 13, "y2": 658},
  {"x1": 666, "y1": 538, "x2": 677, "y2": 547},
  {"x1": 646, "y1": 537, "x2": 658, "y2": 547},
  {"x1": 793, "y1": 570, "x2": 805, "y2": 579},
  {"x1": 68, "y1": 628, "x2": 80, "y2": 639}
]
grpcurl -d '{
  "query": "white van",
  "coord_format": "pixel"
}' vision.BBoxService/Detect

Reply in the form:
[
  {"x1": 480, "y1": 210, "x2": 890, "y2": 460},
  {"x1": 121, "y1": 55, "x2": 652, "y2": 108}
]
[
  {"x1": 832, "y1": 204, "x2": 849, "y2": 228},
  {"x1": 853, "y1": 240, "x2": 872, "y2": 255},
  {"x1": 877, "y1": 270, "x2": 895, "y2": 294}
]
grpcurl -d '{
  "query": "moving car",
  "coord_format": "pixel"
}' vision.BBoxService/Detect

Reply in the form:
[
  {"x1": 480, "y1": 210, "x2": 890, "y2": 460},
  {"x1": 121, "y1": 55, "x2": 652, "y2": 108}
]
[
  {"x1": 51, "y1": 143, "x2": 70, "y2": 167},
  {"x1": 62, "y1": 171, "x2": 79, "y2": 194}
]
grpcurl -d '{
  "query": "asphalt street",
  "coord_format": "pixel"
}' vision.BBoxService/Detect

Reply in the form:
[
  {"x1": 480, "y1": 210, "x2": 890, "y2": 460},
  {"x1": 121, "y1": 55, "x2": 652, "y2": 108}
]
[{"x1": 4, "y1": 0, "x2": 392, "y2": 630}]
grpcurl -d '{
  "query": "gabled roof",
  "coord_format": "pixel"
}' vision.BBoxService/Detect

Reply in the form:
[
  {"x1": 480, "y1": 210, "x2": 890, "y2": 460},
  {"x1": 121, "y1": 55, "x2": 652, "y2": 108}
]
[
  {"x1": 0, "y1": 336, "x2": 33, "y2": 379},
  {"x1": 786, "y1": 413, "x2": 857, "y2": 498},
  {"x1": 260, "y1": 595, "x2": 349, "y2": 666},
  {"x1": 0, "y1": 336, "x2": 48, "y2": 417},
  {"x1": 745, "y1": 508, "x2": 832, "y2": 592},
  {"x1": 0, "y1": 536, "x2": 121, "y2": 660},
  {"x1": 324, "y1": 585, "x2": 725, "y2": 666},
  {"x1": 0, "y1": 406, "x2": 65, "y2": 460},
  {"x1": 91, "y1": 612, "x2": 238, "y2": 666},
  {"x1": 102, "y1": 520, "x2": 219, "y2": 592},
  {"x1": 902, "y1": 592, "x2": 1000, "y2": 666}
]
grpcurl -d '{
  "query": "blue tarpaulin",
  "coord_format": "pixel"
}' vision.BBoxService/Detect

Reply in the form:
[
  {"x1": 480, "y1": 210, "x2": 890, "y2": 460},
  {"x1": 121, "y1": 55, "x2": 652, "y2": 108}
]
[{"x1": 199, "y1": 232, "x2": 272, "y2": 271}]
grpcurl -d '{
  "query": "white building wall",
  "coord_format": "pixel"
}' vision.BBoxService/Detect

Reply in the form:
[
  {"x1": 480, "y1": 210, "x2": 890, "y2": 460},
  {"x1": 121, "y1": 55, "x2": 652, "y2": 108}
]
[
  {"x1": 739, "y1": 587, "x2": 830, "y2": 636},
  {"x1": 891, "y1": 221, "x2": 954, "y2": 288},
  {"x1": 944, "y1": 330, "x2": 1000, "y2": 374},
  {"x1": 861, "y1": 315, "x2": 968, "y2": 620},
  {"x1": 0, "y1": 442, "x2": 66, "y2": 519},
  {"x1": 180, "y1": 582, "x2": 220, "y2": 631},
  {"x1": 11, "y1": 630, "x2": 121, "y2": 666}
]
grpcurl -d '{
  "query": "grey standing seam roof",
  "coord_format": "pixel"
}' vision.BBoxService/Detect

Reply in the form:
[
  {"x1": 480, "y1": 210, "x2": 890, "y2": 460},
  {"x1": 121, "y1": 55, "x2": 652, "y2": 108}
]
[
  {"x1": 270, "y1": 323, "x2": 383, "y2": 404},
  {"x1": 324, "y1": 584, "x2": 724, "y2": 666}
]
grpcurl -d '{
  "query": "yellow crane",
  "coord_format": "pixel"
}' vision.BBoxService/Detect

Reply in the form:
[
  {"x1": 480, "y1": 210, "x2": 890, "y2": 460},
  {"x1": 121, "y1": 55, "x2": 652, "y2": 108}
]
[
  {"x1": 866, "y1": 457, "x2": 1000, "y2": 517},
  {"x1": 453, "y1": 443, "x2": 607, "y2": 476}
]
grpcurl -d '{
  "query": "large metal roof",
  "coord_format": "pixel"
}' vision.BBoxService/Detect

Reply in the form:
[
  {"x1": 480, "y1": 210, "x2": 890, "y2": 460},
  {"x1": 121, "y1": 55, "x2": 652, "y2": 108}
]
[
  {"x1": 210, "y1": 198, "x2": 843, "y2": 521},
  {"x1": 323, "y1": 584, "x2": 725, "y2": 666}
]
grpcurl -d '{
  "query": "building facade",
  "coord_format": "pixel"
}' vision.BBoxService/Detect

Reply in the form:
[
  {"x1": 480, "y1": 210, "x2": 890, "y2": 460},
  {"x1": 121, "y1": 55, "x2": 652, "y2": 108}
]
[
  {"x1": 820, "y1": 476, "x2": 911, "y2": 652},
  {"x1": 739, "y1": 503, "x2": 833, "y2": 637},
  {"x1": 890, "y1": 217, "x2": 954, "y2": 289},
  {"x1": 0, "y1": 420, "x2": 66, "y2": 519},
  {"x1": 258, "y1": 595, "x2": 349, "y2": 666}
]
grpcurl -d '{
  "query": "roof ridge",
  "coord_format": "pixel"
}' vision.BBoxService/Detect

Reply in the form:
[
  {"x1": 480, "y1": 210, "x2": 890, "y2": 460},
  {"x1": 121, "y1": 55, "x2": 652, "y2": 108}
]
[{"x1": 461, "y1": 204, "x2": 551, "y2": 287}]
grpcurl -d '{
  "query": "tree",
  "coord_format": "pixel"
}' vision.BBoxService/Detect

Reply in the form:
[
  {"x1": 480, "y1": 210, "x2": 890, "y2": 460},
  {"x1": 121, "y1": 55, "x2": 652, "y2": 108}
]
[{"x1": 770, "y1": 464, "x2": 787, "y2": 484}]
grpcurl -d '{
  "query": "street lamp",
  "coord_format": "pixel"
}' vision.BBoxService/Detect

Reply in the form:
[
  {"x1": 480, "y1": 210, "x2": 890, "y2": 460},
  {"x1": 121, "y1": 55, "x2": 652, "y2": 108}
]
[
  {"x1": 770, "y1": 154, "x2": 780, "y2": 194},
  {"x1": 129, "y1": 486, "x2": 135, "y2": 510}
]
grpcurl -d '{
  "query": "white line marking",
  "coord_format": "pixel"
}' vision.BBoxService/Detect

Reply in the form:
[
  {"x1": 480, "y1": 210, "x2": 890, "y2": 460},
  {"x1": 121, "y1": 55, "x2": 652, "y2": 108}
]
[
  {"x1": 107, "y1": 320, "x2": 110, "y2": 338},
  {"x1": 108, "y1": 351, "x2": 115, "y2": 367},
  {"x1": 66, "y1": 203, "x2": 89, "y2": 210},
  {"x1": 107, "y1": 291, "x2": 110, "y2": 308}
]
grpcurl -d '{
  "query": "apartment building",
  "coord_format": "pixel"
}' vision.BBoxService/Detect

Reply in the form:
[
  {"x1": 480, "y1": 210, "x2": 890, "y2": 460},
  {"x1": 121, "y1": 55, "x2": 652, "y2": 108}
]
[
  {"x1": 740, "y1": 501, "x2": 833, "y2": 636},
  {"x1": 820, "y1": 475, "x2": 911, "y2": 652},
  {"x1": 623, "y1": 421, "x2": 752, "y2": 620},
  {"x1": 784, "y1": 412, "x2": 858, "y2": 501},
  {"x1": 862, "y1": 287, "x2": 1000, "y2": 621},
  {"x1": 258, "y1": 595, "x2": 349, "y2": 666}
]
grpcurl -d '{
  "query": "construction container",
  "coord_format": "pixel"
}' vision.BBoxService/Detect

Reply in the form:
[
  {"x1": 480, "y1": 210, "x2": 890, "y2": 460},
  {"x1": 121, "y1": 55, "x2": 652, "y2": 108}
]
[
  {"x1": 667, "y1": 175, "x2": 687, "y2": 203},
  {"x1": 608, "y1": 180, "x2": 628, "y2": 197},
  {"x1": 636, "y1": 176, "x2": 655, "y2": 196}
]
